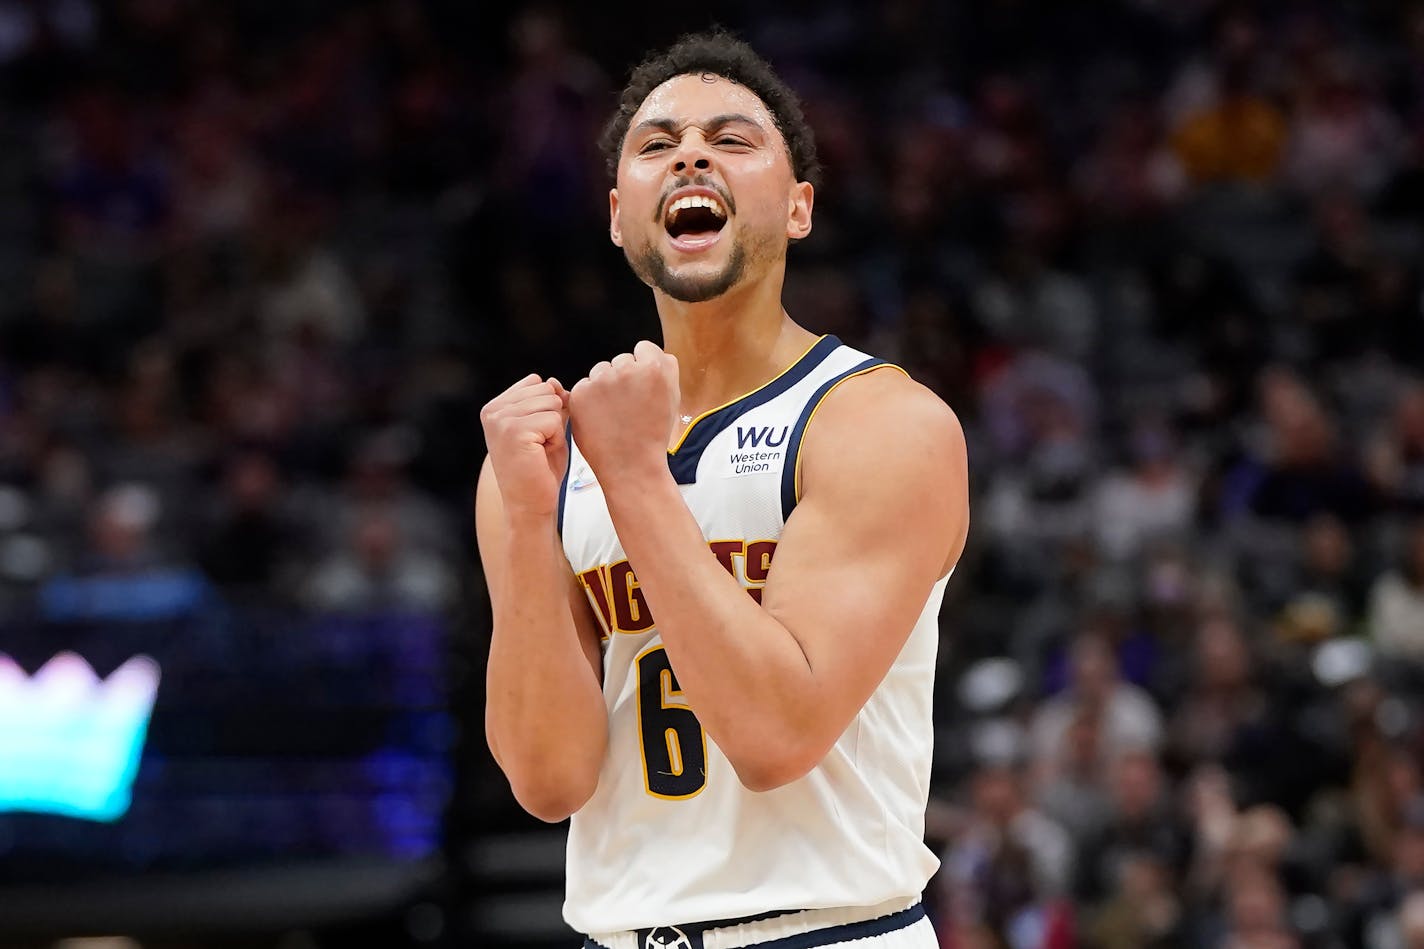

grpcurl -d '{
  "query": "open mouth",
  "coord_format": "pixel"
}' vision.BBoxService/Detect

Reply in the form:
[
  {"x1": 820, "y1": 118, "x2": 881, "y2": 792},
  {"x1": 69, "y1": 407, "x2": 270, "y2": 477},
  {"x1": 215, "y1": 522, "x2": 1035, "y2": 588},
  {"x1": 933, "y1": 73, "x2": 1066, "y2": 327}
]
[{"x1": 664, "y1": 194, "x2": 728, "y2": 246}]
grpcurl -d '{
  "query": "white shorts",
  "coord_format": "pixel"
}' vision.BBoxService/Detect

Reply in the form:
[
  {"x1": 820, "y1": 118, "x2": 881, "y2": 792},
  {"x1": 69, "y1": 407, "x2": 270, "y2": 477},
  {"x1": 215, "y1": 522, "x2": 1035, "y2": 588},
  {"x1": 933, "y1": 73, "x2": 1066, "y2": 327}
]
[{"x1": 583, "y1": 896, "x2": 937, "y2": 949}]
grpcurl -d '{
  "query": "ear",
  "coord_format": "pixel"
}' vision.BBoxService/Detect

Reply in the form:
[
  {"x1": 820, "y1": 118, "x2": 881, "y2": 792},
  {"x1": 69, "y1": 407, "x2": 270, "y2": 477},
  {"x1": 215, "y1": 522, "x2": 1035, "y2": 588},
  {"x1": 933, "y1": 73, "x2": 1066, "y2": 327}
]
[
  {"x1": 786, "y1": 180, "x2": 814, "y2": 241},
  {"x1": 609, "y1": 188, "x2": 624, "y2": 248}
]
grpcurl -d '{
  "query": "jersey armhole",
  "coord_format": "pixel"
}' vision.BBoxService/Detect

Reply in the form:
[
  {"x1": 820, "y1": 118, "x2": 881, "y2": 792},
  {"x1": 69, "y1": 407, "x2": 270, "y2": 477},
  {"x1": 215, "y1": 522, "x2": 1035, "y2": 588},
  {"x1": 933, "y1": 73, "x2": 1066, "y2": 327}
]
[{"x1": 778, "y1": 360, "x2": 908, "y2": 521}]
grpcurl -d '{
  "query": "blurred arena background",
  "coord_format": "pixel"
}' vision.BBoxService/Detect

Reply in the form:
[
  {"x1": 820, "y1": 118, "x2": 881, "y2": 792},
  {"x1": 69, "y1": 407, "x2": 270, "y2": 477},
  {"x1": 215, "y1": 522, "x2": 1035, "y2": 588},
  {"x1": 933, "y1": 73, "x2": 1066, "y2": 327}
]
[{"x1": 1, "y1": 1, "x2": 1423, "y2": 947}]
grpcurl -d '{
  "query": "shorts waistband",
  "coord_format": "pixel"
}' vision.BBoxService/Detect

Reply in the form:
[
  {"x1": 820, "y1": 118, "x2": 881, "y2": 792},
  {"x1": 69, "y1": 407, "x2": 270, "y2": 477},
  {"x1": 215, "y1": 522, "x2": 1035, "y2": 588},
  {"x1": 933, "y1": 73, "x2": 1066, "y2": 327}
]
[{"x1": 583, "y1": 896, "x2": 924, "y2": 949}]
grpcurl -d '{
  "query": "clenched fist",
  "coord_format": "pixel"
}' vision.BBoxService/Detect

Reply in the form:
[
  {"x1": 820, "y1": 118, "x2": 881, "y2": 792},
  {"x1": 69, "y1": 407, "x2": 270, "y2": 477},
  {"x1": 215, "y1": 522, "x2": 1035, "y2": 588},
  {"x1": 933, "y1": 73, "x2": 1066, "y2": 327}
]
[
  {"x1": 480, "y1": 374, "x2": 570, "y2": 519},
  {"x1": 570, "y1": 340, "x2": 680, "y2": 482}
]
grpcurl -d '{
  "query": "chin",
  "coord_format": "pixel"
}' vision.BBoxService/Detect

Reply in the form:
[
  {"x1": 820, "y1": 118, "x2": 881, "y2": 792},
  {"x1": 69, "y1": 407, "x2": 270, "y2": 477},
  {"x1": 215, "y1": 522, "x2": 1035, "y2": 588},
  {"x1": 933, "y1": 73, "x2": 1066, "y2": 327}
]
[
  {"x1": 658, "y1": 276, "x2": 738, "y2": 304},
  {"x1": 633, "y1": 242, "x2": 748, "y2": 304}
]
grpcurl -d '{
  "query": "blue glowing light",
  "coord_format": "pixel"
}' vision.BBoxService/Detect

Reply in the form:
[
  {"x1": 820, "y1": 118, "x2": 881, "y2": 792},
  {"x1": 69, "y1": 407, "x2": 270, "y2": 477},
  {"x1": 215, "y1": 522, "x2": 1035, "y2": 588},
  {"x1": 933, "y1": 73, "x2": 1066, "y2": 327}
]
[{"x1": 0, "y1": 653, "x2": 160, "y2": 822}]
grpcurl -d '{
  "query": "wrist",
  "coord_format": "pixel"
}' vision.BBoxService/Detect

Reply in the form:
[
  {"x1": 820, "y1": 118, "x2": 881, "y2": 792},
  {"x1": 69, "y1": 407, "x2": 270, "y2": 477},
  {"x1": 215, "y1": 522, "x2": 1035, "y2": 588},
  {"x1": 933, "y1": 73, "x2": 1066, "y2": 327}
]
[
  {"x1": 502, "y1": 505, "x2": 559, "y2": 537},
  {"x1": 596, "y1": 453, "x2": 674, "y2": 502}
]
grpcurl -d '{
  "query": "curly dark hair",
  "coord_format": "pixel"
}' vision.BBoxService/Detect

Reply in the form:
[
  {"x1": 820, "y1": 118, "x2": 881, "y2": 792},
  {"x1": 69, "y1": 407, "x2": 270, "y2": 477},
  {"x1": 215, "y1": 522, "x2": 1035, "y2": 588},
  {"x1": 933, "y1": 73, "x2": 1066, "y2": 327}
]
[{"x1": 598, "y1": 30, "x2": 822, "y2": 190}]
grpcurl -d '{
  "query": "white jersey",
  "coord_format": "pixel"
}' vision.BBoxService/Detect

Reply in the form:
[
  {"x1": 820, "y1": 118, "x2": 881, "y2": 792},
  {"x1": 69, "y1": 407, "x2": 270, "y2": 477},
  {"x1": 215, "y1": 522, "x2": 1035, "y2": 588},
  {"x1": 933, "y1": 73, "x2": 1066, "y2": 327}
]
[{"x1": 558, "y1": 335, "x2": 948, "y2": 934}]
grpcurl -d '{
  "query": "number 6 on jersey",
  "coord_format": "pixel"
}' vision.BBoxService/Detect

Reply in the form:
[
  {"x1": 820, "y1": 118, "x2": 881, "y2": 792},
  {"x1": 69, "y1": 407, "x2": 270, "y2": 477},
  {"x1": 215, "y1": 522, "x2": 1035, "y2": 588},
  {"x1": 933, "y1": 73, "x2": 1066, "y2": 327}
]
[{"x1": 635, "y1": 646, "x2": 707, "y2": 799}]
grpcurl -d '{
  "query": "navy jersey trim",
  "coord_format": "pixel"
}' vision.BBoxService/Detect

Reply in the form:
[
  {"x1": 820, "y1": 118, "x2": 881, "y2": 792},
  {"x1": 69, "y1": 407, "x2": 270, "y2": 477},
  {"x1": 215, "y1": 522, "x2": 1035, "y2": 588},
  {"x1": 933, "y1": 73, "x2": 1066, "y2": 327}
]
[
  {"x1": 556, "y1": 421, "x2": 573, "y2": 534},
  {"x1": 581, "y1": 902, "x2": 925, "y2": 949},
  {"x1": 753, "y1": 902, "x2": 924, "y2": 949},
  {"x1": 779, "y1": 357, "x2": 889, "y2": 520},
  {"x1": 667, "y1": 335, "x2": 841, "y2": 485}
]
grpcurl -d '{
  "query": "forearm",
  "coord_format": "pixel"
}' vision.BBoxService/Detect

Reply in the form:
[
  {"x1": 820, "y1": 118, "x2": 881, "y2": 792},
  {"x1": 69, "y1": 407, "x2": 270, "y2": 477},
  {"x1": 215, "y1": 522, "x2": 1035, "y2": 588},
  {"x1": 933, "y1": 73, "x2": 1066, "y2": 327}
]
[
  {"x1": 485, "y1": 514, "x2": 607, "y2": 818},
  {"x1": 603, "y1": 468, "x2": 819, "y2": 785}
]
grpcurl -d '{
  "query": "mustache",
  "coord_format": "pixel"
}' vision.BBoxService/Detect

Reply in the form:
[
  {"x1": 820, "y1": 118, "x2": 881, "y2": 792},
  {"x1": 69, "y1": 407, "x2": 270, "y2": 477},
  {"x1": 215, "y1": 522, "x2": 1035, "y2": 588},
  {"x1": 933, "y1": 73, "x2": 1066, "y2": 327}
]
[{"x1": 654, "y1": 176, "x2": 736, "y2": 222}]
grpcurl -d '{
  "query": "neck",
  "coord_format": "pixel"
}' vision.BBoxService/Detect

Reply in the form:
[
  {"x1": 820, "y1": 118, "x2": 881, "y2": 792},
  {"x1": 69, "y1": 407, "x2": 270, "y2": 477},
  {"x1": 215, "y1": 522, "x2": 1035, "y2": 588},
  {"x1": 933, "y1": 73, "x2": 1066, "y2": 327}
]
[{"x1": 653, "y1": 270, "x2": 819, "y2": 416}]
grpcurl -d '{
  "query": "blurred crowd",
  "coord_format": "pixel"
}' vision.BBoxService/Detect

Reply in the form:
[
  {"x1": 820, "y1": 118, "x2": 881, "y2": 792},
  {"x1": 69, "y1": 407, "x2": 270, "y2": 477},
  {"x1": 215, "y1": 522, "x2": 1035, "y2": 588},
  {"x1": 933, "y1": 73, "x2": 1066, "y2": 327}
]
[{"x1": 3, "y1": 1, "x2": 1424, "y2": 947}]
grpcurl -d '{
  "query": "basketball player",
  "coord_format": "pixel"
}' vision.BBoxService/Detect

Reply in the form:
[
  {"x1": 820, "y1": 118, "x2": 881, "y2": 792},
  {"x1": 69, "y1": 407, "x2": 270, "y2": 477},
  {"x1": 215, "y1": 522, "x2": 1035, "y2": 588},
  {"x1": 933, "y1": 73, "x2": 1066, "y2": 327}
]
[{"x1": 478, "y1": 31, "x2": 969, "y2": 949}]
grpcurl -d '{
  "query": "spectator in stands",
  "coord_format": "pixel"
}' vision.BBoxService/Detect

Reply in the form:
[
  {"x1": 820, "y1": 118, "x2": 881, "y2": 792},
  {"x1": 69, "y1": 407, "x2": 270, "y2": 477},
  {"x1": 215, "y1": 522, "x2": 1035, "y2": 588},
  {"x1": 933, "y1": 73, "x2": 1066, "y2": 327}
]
[
  {"x1": 313, "y1": 427, "x2": 456, "y2": 563},
  {"x1": 47, "y1": 85, "x2": 171, "y2": 256},
  {"x1": 1386, "y1": 891, "x2": 1424, "y2": 949},
  {"x1": 1239, "y1": 368, "x2": 1375, "y2": 523},
  {"x1": 1351, "y1": 744, "x2": 1422, "y2": 872},
  {"x1": 252, "y1": 200, "x2": 366, "y2": 350},
  {"x1": 169, "y1": 96, "x2": 267, "y2": 246},
  {"x1": 1034, "y1": 708, "x2": 1116, "y2": 850},
  {"x1": 490, "y1": 7, "x2": 609, "y2": 233},
  {"x1": 1368, "y1": 384, "x2": 1424, "y2": 513},
  {"x1": 1284, "y1": 53, "x2": 1403, "y2": 198},
  {"x1": 1074, "y1": 98, "x2": 1185, "y2": 222},
  {"x1": 1085, "y1": 850, "x2": 1184, "y2": 949},
  {"x1": 300, "y1": 506, "x2": 453, "y2": 614},
  {"x1": 1030, "y1": 632, "x2": 1164, "y2": 768},
  {"x1": 39, "y1": 483, "x2": 215, "y2": 623},
  {"x1": 1369, "y1": 521, "x2": 1424, "y2": 660},
  {"x1": 1075, "y1": 750, "x2": 1193, "y2": 905},
  {"x1": 1346, "y1": 799, "x2": 1424, "y2": 949},
  {"x1": 1294, "y1": 192, "x2": 1390, "y2": 364},
  {"x1": 0, "y1": 256, "x2": 103, "y2": 378},
  {"x1": 1273, "y1": 513, "x2": 1368, "y2": 643},
  {"x1": 1168, "y1": 615, "x2": 1267, "y2": 764},
  {"x1": 199, "y1": 349, "x2": 302, "y2": 449},
  {"x1": 970, "y1": 233, "x2": 1099, "y2": 362},
  {"x1": 198, "y1": 450, "x2": 298, "y2": 598},
  {"x1": 1168, "y1": 11, "x2": 1287, "y2": 186},
  {"x1": 96, "y1": 342, "x2": 198, "y2": 505},
  {"x1": 979, "y1": 352, "x2": 1100, "y2": 590},
  {"x1": 1092, "y1": 417, "x2": 1198, "y2": 562},
  {"x1": 1214, "y1": 862, "x2": 1296, "y2": 949},
  {"x1": 940, "y1": 750, "x2": 1075, "y2": 949}
]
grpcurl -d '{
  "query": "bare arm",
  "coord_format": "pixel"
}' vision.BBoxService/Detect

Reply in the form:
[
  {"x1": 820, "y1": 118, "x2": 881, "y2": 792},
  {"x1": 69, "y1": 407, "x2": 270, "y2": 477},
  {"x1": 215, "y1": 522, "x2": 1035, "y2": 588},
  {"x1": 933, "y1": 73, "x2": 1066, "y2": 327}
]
[
  {"x1": 572, "y1": 350, "x2": 968, "y2": 790},
  {"x1": 478, "y1": 379, "x2": 608, "y2": 821}
]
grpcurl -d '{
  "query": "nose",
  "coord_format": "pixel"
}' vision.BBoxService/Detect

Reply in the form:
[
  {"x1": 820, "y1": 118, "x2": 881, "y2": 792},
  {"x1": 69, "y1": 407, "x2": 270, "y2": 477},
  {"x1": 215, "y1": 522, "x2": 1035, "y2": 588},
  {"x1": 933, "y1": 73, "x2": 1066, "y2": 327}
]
[
  {"x1": 674, "y1": 155, "x2": 712, "y2": 174},
  {"x1": 672, "y1": 134, "x2": 713, "y2": 175}
]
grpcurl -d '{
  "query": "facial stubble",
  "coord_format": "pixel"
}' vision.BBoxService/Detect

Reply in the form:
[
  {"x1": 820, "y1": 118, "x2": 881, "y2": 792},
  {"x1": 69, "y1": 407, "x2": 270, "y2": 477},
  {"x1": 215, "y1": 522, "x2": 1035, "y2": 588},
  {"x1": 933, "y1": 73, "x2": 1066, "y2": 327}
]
[{"x1": 628, "y1": 237, "x2": 751, "y2": 304}]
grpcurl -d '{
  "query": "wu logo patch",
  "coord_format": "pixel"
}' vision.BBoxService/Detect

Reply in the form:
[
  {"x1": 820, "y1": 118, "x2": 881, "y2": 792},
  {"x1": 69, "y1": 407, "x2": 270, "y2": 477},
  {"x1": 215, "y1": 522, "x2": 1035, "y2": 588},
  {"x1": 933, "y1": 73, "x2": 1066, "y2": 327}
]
[
  {"x1": 643, "y1": 926, "x2": 696, "y2": 949},
  {"x1": 726, "y1": 426, "x2": 787, "y2": 478},
  {"x1": 735, "y1": 425, "x2": 788, "y2": 449}
]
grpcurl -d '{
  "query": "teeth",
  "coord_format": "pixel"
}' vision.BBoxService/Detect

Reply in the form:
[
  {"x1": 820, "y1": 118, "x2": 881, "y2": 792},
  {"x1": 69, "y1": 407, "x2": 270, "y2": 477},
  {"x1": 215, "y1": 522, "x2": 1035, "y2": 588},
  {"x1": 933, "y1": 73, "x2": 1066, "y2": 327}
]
[{"x1": 667, "y1": 194, "x2": 727, "y2": 220}]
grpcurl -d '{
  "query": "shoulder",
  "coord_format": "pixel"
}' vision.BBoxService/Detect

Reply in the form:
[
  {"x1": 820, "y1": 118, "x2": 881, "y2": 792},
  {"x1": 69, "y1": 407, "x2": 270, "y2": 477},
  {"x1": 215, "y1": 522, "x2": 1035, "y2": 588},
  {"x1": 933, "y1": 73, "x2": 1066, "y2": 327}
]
[
  {"x1": 801, "y1": 365, "x2": 966, "y2": 478},
  {"x1": 794, "y1": 364, "x2": 968, "y2": 569}
]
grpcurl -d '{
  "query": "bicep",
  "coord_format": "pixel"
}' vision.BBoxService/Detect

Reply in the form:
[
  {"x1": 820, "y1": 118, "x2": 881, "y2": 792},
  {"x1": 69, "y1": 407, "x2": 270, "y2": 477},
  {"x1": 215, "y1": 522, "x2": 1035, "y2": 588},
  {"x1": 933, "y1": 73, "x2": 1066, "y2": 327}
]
[
  {"x1": 475, "y1": 457, "x2": 605, "y2": 686},
  {"x1": 758, "y1": 377, "x2": 968, "y2": 716}
]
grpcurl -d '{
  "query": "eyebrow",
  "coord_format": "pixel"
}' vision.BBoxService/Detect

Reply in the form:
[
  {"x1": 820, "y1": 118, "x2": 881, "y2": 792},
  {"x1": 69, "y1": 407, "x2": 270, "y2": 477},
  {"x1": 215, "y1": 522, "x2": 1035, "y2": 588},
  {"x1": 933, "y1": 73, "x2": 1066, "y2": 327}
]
[{"x1": 629, "y1": 113, "x2": 766, "y2": 138}]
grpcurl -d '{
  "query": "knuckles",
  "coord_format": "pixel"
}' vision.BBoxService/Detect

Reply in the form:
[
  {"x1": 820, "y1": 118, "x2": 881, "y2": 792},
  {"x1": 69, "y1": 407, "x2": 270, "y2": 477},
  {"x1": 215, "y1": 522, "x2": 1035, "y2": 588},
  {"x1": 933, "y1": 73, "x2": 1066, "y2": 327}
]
[
  {"x1": 566, "y1": 350, "x2": 678, "y2": 417},
  {"x1": 479, "y1": 401, "x2": 516, "y2": 425},
  {"x1": 480, "y1": 399, "x2": 564, "y2": 440}
]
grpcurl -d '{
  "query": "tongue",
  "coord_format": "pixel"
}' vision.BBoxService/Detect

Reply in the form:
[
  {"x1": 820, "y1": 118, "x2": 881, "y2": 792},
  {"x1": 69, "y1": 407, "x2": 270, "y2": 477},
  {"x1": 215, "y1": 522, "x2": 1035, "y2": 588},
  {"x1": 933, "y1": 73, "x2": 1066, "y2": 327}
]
[{"x1": 672, "y1": 229, "x2": 720, "y2": 247}]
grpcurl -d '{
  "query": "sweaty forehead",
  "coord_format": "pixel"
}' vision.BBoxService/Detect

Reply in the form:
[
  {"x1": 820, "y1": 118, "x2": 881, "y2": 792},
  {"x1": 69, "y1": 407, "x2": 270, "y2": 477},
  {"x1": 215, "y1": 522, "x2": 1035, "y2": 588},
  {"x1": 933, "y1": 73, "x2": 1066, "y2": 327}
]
[{"x1": 630, "y1": 73, "x2": 780, "y2": 138}]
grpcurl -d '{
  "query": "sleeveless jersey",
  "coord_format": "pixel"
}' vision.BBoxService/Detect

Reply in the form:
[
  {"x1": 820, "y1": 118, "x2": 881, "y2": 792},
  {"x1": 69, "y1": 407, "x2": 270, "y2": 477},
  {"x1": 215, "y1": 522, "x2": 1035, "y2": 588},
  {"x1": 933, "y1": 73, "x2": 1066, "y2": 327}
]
[{"x1": 557, "y1": 335, "x2": 948, "y2": 933}]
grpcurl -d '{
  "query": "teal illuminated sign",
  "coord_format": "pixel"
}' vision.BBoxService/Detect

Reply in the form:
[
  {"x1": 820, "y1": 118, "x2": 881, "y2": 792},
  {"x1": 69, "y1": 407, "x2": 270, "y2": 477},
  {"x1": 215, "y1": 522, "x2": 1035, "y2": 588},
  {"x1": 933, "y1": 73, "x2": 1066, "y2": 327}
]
[{"x1": 0, "y1": 653, "x2": 160, "y2": 821}]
